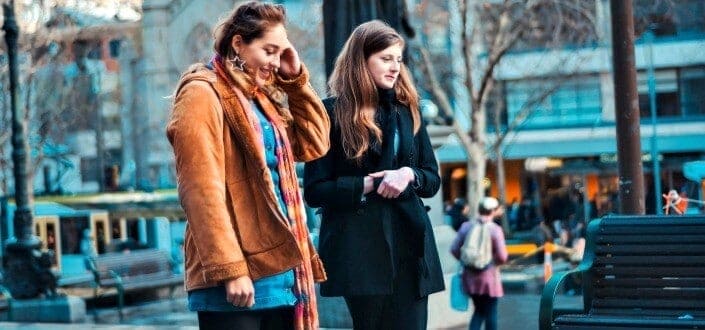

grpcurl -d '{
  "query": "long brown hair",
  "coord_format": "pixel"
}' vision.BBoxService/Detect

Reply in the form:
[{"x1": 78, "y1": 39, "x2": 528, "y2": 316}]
[
  {"x1": 328, "y1": 20, "x2": 420, "y2": 162},
  {"x1": 213, "y1": 1, "x2": 286, "y2": 59}
]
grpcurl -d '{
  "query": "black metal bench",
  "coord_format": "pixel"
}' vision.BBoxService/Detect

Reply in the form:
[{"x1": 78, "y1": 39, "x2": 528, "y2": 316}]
[
  {"x1": 87, "y1": 249, "x2": 183, "y2": 319},
  {"x1": 540, "y1": 215, "x2": 705, "y2": 329}
]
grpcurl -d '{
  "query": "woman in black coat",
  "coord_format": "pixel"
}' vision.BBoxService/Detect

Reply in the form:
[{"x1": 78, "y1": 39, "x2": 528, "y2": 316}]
[{"x1": 304, "y1": 20, "x2": 444, "y2": 330}]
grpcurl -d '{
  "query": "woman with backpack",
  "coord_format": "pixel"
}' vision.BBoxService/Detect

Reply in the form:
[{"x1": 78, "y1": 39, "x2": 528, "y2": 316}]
[{"x1": 450, "y1": 197, "x2": 508, "y2": 330}]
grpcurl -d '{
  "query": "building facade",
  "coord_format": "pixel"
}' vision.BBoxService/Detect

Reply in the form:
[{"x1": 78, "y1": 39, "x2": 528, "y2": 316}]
[{"x1": 435, "y1": 0, "x2": 705, "y2": 217}]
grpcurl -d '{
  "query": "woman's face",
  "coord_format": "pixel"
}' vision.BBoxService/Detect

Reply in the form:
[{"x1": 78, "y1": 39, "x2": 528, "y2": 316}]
[
  {"x1": 232, "y1": 24, "x2": 289, "y2": 87},
  {"x1": 366, "y1": 42, "x2": 403, "y2": 90}
]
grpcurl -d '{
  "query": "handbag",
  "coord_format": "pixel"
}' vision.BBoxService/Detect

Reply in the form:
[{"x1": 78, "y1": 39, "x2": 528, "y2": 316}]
[{"x1": 449, "y1": 266, "x2": 469, "y2": 311}]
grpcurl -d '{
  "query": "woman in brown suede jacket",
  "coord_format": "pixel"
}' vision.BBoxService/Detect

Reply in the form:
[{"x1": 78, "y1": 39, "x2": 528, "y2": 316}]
[{"x1": 166, "y1": 2, "x2": 328, "y2": 329}]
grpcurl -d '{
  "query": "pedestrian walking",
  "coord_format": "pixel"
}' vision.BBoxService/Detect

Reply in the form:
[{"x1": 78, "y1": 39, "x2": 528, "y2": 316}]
[
  {"x1": 166, "y1": 2, "x2": 329, "y2": 329},
  {"x1": 304, "y1": 20, "x2": 444, "y2": 330},
  {"x1": 451, "y1": 197, "x2": 508, "y2": 330}
]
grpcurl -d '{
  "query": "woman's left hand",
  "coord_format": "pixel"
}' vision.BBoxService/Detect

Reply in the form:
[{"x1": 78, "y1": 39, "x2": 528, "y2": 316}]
[
  {"x1": 279, "y1": 43, "x2": 301, "y2": 79},
  {"x1": 369, "y1": 167, "x2": 415, "y2": 199}
]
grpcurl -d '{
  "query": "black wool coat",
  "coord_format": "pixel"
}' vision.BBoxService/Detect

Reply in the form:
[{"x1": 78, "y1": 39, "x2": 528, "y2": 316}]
[{"x1": 304, "y1": 97, "x2": 445, "y2": 298}]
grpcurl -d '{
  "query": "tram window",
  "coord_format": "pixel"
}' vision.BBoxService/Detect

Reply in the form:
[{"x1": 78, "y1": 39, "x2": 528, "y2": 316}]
[
  {"x1": 111, "y1": 220, "x2": 122, "y2": 240},
  {"x1": 126, "y1": 220, "x2": 140, "y2": 241},
  {"x1": 61, "y1": 217, "x2": 89, "y2": 254},
  {"x1": 96, "y1": 224, "x2": 107, "y2": 254},
  {"x1": 47, "y1": 223, "x2": 57, "y2": 251},
  {"x1": 46, "y1": 223, "x2": 59, "y2": 265}
]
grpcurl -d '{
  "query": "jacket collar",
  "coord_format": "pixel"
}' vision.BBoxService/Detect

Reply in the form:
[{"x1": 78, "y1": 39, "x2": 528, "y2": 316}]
[{"x1": 175, "y1": 64, "x2": 268, "y2": 171}]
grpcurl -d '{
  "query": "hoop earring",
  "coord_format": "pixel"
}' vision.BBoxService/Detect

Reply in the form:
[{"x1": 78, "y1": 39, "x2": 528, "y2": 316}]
[{"x1": 228, "y1": 53, "x2": 246, "y2": 71}]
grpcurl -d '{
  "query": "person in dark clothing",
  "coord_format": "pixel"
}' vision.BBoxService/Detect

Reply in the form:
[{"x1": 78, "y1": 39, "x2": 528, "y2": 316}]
[
  {"x1": 516, "y1": 197, "x2": 538, "y2": 231},
  {"x1": 447, "y1": 197, "x2": 470, "y2": 231},
  {"x1": 304, "y1": 20, "x2": 444, "y2": 330}
]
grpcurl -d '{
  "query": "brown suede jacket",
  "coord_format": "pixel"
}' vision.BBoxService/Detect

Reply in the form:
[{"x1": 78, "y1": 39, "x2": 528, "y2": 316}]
[{"x1": 166, "y1": 64, "x2": 329, "y2": 291}]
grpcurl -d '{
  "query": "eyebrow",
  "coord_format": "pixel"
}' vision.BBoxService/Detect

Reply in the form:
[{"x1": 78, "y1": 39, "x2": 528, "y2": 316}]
[{"x1": 264, "y1": 44, "x2": 282, "y2": 50}]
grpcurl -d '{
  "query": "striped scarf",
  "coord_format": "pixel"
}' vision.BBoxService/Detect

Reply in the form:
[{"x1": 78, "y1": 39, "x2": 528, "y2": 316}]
[{"x1": 213, "y1": 57, "x2": 319, "y2": 329}]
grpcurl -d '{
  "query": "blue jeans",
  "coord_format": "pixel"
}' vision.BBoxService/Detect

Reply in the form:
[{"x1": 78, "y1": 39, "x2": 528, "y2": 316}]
[{"x1": 469, "y1": 295, "x2": 499, "y2": 330}]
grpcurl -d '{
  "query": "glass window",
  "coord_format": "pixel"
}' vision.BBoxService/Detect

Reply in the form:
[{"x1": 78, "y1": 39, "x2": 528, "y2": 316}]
[
  {"x1": 635, "y1": 0, "x2": 705, "y2": 38},
  {"x1": 506, "y1": 75, "x2": 602, "y2": 128},
  {"x1": 680, "y1": 67, "x2": 705, "y2": 117},
  {"x1": 637, "y1": 70, "x2": 680, "y2": 118},
  {"x1": 60, "y1": 217, "x2": 89, "y2": 255}
]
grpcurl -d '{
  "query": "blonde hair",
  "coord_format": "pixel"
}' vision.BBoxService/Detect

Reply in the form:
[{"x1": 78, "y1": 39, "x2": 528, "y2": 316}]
[{"x1": 328, "y1": 20, "x2": 420, "y2": 162}]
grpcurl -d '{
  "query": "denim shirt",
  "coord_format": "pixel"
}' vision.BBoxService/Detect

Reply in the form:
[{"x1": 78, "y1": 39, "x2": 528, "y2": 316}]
[{"x1": 188, "y1": 100, "x2": 297, "y2": 311}]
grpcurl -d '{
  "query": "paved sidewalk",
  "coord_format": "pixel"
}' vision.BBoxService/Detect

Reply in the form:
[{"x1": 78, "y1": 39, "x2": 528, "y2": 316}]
[{"x1": 0, "y1": 292, "x2": 582, "y2": 329}]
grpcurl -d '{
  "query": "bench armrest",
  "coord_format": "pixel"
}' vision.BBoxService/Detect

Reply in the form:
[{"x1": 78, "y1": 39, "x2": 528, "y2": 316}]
[
  {"x1": 84, "y1": 256, "x2": 103, "y2": 287},
  {"x1": 108, "y1": 270, "x2": 124, "y2": 288},
  {"x1": 539, "y1": 264, "x2": 590, "y2": 330}
]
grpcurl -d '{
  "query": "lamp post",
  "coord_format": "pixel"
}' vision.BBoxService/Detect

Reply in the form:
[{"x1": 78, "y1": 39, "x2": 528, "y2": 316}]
[
  {"x1": 2, "y1": 0, "x2": 57, "y2": 298},
  {"x1": 644, "y1": 28, "x2": 662, "y2": 214},
  {"x1": 610, "y1": 0, "x2": 645, "y2": 214}
]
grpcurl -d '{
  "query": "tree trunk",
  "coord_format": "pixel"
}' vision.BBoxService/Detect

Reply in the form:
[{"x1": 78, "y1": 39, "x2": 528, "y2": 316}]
[
  {"x1": 495, "y1": 147, "x2": 511, "y2": 235},
  {"x1": 466, "y1": 143, "x2": 485, "y2": 220}
]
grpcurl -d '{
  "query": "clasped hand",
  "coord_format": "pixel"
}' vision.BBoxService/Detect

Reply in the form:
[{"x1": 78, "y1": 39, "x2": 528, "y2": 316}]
[{"x1": 367, "y1": 167, "x2": 415, "y2": 199}]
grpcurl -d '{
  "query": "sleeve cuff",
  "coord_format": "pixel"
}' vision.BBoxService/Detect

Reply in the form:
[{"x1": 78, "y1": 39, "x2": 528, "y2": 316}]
[
  {"x1": 276, "y1": 64, "x2": 309, "y2": 89},
  {"x1": 202, "y1": 260, "x2": 249, "y2": 284},
  {"x1": 411, "y1": 168, "x2": 423, "y2": 190}
]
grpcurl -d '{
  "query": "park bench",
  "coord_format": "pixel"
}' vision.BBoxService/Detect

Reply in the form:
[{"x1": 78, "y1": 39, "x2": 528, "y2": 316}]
[
  {"x1": 86, "y1": 248, "x2": 183, "y2": 319},
  {"x1": 540, "y1": 215, "x2": 705, "y2": 330}
]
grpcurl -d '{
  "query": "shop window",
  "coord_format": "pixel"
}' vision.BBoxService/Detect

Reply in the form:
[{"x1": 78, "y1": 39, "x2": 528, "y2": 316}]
[
  {"x1": 637, "y1": 69, "x2": 681, "y2": 118},
  {"x1": 680, "y1": 67, "x2": 705, "y2": 117}
]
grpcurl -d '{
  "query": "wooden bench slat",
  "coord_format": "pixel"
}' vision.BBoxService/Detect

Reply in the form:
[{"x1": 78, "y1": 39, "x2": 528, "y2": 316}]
[
  {"x1": 598, "y1": 225, "x2": 705, "y2": 235},
  {"x1": 596, "y1": 234, "x2": 705, "y2": 244},
  {"x1": 555, "y1": 315, "x2": 705, "y2": 328},
  {"x1": 594, "y1": 277, "x2": 705, "y2": 288},
  {"x1": 595, "y1": 244, "x2": 705, "y2": 255},
  {"x1": 593, "y1": 266, "x2": 705, "y2": 277},
  {"x1": 594, "y1": 287, "x2": 705, "y2": 299},
  {"x1": 121, "y1": 276, "x2": 183, "y2": 291},
  {"x1": 590, "y1": 308, "x2": 705, "y2": 318},
  {"x1": 592, "y1": 298, "x2": 705, "y2": 309},
  {"x1": 594, "y1": 255, "x2": 705, "y2": 266}
]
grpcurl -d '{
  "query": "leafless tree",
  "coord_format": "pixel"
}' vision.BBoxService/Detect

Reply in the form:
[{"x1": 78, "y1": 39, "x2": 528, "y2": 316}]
[
  {"x1": 412, "y1": 0, "x2": 598, "y2": 229},
  {"x1": 1, "y1": 1, "x2": 139, "y2": 193}
]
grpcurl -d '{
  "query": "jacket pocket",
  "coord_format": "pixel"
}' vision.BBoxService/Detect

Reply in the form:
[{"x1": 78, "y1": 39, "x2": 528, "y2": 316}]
[{"x1": 225, "y1": 178, "x2": 278, "y2": 253}]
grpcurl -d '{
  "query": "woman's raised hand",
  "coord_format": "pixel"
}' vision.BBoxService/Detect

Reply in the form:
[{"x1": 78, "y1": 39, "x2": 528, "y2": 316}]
[{"x1": 279, "y1": 42, "x2": 301, "y2": 79}]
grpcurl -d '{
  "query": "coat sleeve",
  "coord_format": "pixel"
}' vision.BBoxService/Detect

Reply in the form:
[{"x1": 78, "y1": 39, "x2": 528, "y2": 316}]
[
  {"x1": 276, "y1": 64, "x2": 330, "y2": 162},
  {"x1": 303, "y1": 100, "x2": 366, "y2": 211},
  {"x1": 166, "y1": 81, "x2": 249, "y2": 283},
  {"x1": 304, "y1": 153, "x2": 365, "y2": 211},
  {"x1": 398, "y1": 120, "x2": 441, "y2": 200}
]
